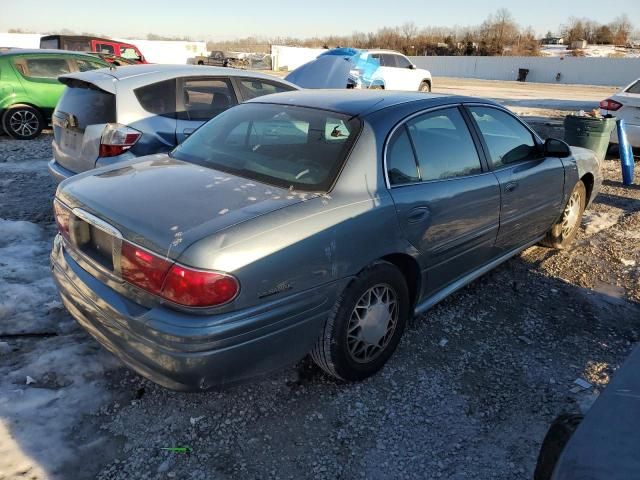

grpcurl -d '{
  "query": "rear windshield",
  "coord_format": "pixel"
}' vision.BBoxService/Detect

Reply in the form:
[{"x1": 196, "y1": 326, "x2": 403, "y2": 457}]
[
  {"x1": 171, "y1": 103, "x2": 361, "y2": 192},
  {"x1": 56, "y1": 84, "x2": 116, "y2": 128},
  {"x1": 625, "y1": 80, "x2": 640, "y2": 94}
]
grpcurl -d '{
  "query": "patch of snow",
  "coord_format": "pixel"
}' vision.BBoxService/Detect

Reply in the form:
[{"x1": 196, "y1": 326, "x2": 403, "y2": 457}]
[{"x1": 582, "y1": 211, "x2": 622, "y2": 236}]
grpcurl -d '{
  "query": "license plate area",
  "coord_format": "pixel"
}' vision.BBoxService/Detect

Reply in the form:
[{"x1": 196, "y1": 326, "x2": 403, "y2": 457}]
[
  {"x1": 73, "y1": 220, "x2": 115, "y2": 271},
  {"x1": 60, "y1": 128, "x2": 82, "y2": 153}
]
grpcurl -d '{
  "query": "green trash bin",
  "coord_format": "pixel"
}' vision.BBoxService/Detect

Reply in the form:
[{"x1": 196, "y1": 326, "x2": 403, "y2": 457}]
[{"x1": 563, "y1": 115, "x2": 616, "y2": 162}]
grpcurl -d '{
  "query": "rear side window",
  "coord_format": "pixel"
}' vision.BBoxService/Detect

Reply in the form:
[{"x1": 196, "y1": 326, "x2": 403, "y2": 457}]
[
  {"x1": 135, "y1": 79, "x2": 177, "y2": 117},
  {"x1": 56, "y1": 85, "x2": 116, "y2": 127},
  {"x1": 468, "y1": 106, "x2": 538, "y2": 168},
  {"x1": 237, "y1": 78, "x2": 293, "y2": 100},
  {"x1": 386, "y1": 127, "x2": 419, "y2": 185},
  {"x1": 95, "y1": 43, "x2": 115, "y2": 54},
  {"x1": 75, "y1": 58, "x2": 107, "y2": 72},
  {"x1": 626, "y1": 80, "x2": 640, "y2": 94},
  {"x1": 13, "y1": 57, "x2": 71, "y2": 79},
  {"x1": 406, "y1": 108, "x2": 482, "y2": 181},
  {"x1": 381, "y1": 54, "x2": 398, "y2": 67},
  {"x1": 179, "y1": 78, "x2": 238, "y2": 121}
]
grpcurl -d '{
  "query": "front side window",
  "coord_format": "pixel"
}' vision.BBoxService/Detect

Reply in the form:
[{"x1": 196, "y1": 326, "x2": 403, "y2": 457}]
[
  {"x1": 237, "y1": 78, "x2": 294, "y2": 100},
  {"x1": 386, "y1": 127, "x2": 419, "y2": 185},
  {"x1": 171, "y1": 103, "x2": 361, "y2": 191},
  {"x1": 180, "y1": 78, "x2": 238, "y2": 121},
  {"x1": 468, "y1": 106, "x2": 538, "y2": 168},
  {"x1": 394, "y1": 55, "x2": 412, "y2": 69},
  {"x1": 120, "y1": 47, "x2": 140, "y2": 59},
  {"x1": 406, "y1": 107, "x2": 482, "y2": 181},
  {"x1": 14, "y1": 57, "x2": 71, "y2": 79}
]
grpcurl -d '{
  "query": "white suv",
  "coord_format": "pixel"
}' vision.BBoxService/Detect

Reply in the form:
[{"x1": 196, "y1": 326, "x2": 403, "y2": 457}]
[{"x1": 358, "y1": 50, "x2": 432, "y2": 92}]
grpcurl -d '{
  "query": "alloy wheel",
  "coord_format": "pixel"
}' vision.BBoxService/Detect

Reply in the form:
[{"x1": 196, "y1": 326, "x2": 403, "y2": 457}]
[
  {"x1": 346, "y1": 284, "x2": 398, "y2": 363},
  {"x1": 561, "y1": 190, "x2": 582, "y2": 237},
  {"x1": 9, "y1": 110, "x2": 39, "y2": 137}
]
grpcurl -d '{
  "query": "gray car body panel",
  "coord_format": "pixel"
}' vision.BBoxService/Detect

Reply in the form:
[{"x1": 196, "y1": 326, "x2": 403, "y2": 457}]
[{"x1": 51, "y1": 91, "x2": 601, "y2": 390}]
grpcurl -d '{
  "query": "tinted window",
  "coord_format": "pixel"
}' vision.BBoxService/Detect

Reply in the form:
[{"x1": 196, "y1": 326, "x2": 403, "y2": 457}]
[
  {"x1": 387, "y1": 127, "x2": 419, "y2": 185},
  {"x1": 237, "y1": 78, "x2": 293, "y2": 100},
  {"x1": 407, "y1": 108, "x2": 482, "y2": 180},
  {"x1": 381, "y1": 54, "x2": 398, "y2": 67},
  {"x1": 95, "y1": 43, "x2": 115, "y2": 54},
  {"x1": 171, "y1": 103, "x2": 361, "y2": 192},
  {"x1": 469, "y1": 107, "x2": 538, "y2": 168},
  {"x1": 394, "y1": 55, "x2": 412, "y2": 69},
  {"x1": 135, "y1": 79, "x2": 177, "y2": 117},
  {"x1": 180, "y1": 78, "x2": 237, "y2": 121},
  {"x1": 15, "y1": 57, "x2": 71, "y2": 79},
  {"x1": 55, "y1": 86, "x2": 116, "y2": 127},
  {"x1": 75, "y1": 58, "x2": 107, "y2": 72},
  {"x1": 626, "y1": 80, "x2": 640, "y2": 94}
]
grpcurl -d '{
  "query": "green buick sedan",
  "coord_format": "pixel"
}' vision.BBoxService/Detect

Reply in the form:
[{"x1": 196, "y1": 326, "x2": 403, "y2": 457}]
[{"x1": 0, "y1": 48, "x2": 109, "y2": 139}]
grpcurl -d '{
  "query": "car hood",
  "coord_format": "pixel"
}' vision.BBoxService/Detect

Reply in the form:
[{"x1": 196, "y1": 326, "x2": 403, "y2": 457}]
[
  {"x1": 285, "y1": 53, "x2": 381, "y2": 89},
  {"x1": 57, "y1": 154, "x2": 316, "y2": 260}
]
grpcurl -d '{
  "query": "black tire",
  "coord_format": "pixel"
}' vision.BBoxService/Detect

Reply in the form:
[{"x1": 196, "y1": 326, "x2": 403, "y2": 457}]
[
  {"x1": 310, "y1": 261, "x2": 410, "y2": 381},
  {"x1": 370, "y1": 83, "x2": 385, "y2": 90},
  {"x1": 540, "y1": 180, "x2": 586, "y2": 249},
  {"x1": 197, "y1": 61, "x2": 204, "y2": 65},
  {"x1": 534, "y1": 414, "x2": 584, "y2": 480},
  {"x1": 2, "y1": 105, "x2": 44, "y2": 140},
  {"x1": 419, "y1": 81, "x2": 431, "y2": 92}
]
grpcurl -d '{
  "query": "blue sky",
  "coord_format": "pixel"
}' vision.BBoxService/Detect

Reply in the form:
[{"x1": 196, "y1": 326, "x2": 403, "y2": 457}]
[{"x1": 2, "y1": 0, "x2": 639, "y2": 40}]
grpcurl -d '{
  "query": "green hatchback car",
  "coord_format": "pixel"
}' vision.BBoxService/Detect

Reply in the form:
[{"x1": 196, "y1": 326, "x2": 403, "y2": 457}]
[{"x1": 0, "y1": 49, "x2": 109, "y2": 139}]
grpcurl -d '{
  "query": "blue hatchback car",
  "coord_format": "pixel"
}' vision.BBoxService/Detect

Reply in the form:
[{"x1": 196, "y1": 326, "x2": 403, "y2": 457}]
[{"x1": 48, "y1": 64, "x2": 298, "y2": 182}]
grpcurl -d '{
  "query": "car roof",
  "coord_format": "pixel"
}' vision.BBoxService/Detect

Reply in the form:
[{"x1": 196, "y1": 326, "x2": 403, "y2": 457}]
[
  {"x1": 58, "y1": 64, "x2": 298, "y2": 88},
  {"x1": 245, "y1": 89, "x2": 497, "y2": 117},
  {"x1": 0, "y1": 48, "x2": 101, "y2": 57}
]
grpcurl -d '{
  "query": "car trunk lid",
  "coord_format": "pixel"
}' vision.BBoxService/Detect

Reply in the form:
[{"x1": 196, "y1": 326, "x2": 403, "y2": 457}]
[
  {"x1": 52, "y1": 74, "x2": 117, "y2": 174},
  {"x1": 57, "y1": 154, "x2": 315, "y2": 262}
]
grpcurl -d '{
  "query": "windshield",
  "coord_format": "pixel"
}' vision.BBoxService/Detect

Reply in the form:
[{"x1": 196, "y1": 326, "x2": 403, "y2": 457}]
[{"x1": 171, "y1": 103, "x2": 361, "y2": 192}]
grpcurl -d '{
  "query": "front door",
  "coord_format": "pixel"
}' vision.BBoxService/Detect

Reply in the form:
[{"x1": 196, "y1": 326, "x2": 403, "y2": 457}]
[
  {"x1": 385, "y1": 106, "x2": 501, "y2": 294},
  {"x1": 466, "y1": 106, "x2": 565, "y2": 252},
  {"x1": 175, "y1": 77, "x2": 238, "y2": 144}
]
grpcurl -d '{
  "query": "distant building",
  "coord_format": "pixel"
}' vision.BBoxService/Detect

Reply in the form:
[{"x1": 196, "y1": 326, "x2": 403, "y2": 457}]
[
  {"x1": 541, "y1": 36, "x2": 564, "y2": 45},
  {"x1": 571, "y1": 39, "x2": 588, "y2": 49}
]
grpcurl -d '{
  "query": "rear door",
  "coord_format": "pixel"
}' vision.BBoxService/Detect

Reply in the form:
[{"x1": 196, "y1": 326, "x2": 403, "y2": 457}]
[
  {"x1": 175, "y1": 77, "x2": 238, "y2": 143},
  {"x1": 52, "y1": 82, "x2": 116, "y2": 174},
  {"x1": 465, "y1": 105, "x2": 565, "y2": 252},
  {"x1": 385, "y1": 106, "x2": 501, "y2": 294},
  {"x1": 11, "y1": 55, "x2": 72, "y2": 111}
]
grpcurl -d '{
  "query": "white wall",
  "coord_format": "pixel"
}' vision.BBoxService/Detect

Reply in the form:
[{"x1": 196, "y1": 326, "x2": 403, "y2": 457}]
[
  {"x1": 410, "y1": 56, "x2": 640, "y2": 87},
  {"x1": 0, "y1": 33, "x2": 41, "y2": 48},
  {"x1": 271, "y1": 45, "x2": 326, "y2": 71}
]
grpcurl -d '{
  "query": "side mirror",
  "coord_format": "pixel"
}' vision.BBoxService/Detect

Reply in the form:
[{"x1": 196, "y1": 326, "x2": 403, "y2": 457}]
[
  {"x1": 544, "y1": 138, "x2": 571, "y2": 158},
  {"x1": 409, "y1": 64, "x2": 417, "y2": 70}
]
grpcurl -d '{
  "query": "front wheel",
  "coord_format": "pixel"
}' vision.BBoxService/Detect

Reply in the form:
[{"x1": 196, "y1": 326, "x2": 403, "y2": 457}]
[
  {"x1": 2, "y1": 105, "x2": 44, "y2": 140},
  {"x1": 310, "y1": 261, "x2": 409, "y2": 381},
  {"x1": 540, "y1": 180, "x2": 586, "y2": 249},
  {"x1": 419, "y1": 81, "x2": 431, "y2": 92}
]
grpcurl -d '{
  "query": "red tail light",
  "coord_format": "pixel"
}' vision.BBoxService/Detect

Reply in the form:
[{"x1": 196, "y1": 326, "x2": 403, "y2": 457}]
[
  {"x1": 120, "y1": 240, "x2": 239, "y2": 307},
  {"x1": 599, "y1": 99, "x2": 623, "y2": 111},
  {"x1": 99, "y1": 124, "x2": 141, "y2": 157},
  {"x1": 53, "y1": 199, "x2": 71, "y2": 240}
]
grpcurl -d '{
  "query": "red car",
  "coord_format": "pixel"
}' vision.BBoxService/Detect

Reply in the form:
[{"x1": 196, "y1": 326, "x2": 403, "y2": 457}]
[{"x1": 39, "y1": 35, "x2": 147, "y2": 64}]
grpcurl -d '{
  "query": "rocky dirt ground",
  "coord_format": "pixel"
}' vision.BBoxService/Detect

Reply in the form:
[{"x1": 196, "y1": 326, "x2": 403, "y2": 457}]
[{"x1": 0, "y1": 96, "x2": 638, "y2": 480}]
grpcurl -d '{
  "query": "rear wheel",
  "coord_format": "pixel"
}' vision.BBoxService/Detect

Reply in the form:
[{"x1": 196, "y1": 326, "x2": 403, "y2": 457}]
[
  {"x1": 197, "y1": 60, "x2": 204, "y2": 65},
  {"x1": 540, "y1": 180, "x2": 586, "y2": 249},
  {"x1": 2, "y1": 105, "x2": 44, "y2": 140},
  {"x1": 419, "y1": 81, "x2": 431, "y2": 92},
  {"x1": 310, "y1": 261, "x2": 409, "y2": 381}
]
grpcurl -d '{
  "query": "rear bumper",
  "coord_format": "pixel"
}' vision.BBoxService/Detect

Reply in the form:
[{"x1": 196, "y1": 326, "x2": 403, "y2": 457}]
[
  {"x1": 610, "y1": 122, "x2": 640, "y2": 148},
  {"x1": 51, "y1": 235, "x2": 343, "y2": 391},
  {"x1": 48, "y1": 159, "x2": 76, "y2": 183}
]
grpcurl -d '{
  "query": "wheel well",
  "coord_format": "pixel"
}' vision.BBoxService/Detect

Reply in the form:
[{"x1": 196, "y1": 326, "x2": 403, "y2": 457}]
[
  {"x1": 380, "y1": 253, "x2": 421, "y2": 307},
  {"x1": 421, "y1": 79, "x2": 431, "y2": 87},
  {"x1": 581, "y1": 172, "x2": 594, "y2": 203}
]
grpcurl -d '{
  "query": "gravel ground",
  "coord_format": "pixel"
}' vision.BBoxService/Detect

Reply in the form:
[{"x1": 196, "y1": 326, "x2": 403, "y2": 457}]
[{"x1": 0, "y1": 117, "x2": 638, "y2": 480}]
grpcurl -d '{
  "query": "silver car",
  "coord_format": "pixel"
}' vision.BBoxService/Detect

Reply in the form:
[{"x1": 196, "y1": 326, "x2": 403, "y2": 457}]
[
  {"x1": 51, "y1": 90, "x2": 600, "y2": 390},
  {"x1": 47, "y1": 64, "x2": 298, "y2": 183}
]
